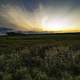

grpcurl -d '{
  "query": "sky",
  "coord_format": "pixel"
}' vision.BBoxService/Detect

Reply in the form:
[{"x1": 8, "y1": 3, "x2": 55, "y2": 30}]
[{"x1": 0, "y1": 0, "x2": 80, "y2": 33}]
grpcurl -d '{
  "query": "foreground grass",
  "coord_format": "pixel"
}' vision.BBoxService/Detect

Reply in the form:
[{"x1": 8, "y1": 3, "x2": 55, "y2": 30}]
[{"x1": 0, "y1": 34, "x2": 80, "y2": 80}]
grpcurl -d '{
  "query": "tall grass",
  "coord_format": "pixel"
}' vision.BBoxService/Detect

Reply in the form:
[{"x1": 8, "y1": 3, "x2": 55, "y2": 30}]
[{"x1": 0, "y1": 37, "x2": 80, "y2": 80}]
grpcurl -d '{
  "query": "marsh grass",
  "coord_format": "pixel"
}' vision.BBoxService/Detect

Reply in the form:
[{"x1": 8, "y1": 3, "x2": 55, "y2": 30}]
[{"x1": 0, "y1": 36, "x2": 80, "y2": 80}]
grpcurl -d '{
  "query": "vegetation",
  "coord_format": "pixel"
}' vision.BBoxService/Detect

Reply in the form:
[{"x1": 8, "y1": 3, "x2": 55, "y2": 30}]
[{"x1": 0, "y1": 34, "x2": 80, "y2": 80}]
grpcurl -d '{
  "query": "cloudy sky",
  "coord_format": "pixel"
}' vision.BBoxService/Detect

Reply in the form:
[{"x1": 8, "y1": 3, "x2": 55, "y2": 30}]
[{"x1": 0, "y1": 0, "x2": 80, "y2": 32}]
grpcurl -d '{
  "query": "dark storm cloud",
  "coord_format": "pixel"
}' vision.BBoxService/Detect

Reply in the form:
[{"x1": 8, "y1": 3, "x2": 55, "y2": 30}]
[
  {"x1": 0, "y1": 0, "x2": 80, "y2": 11},
  {"x1": 0, "y1": 0, "x2": 39, "y2": 11}
]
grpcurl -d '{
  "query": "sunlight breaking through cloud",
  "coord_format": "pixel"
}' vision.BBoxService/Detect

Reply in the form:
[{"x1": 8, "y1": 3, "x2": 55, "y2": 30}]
[{"x1": 0, "y1": 4, "x2": 80, "y2": 32}]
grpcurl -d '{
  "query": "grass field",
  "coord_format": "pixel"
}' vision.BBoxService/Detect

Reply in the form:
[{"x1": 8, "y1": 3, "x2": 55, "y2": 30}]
[{"x1": 0, "y1": 33, "x2": 80, "y2": 80}]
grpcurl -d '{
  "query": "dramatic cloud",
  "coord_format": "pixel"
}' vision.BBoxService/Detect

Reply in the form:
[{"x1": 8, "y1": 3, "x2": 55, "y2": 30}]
[{"x1": 0, "y1": 0, "x2": 80, "y2": 32}]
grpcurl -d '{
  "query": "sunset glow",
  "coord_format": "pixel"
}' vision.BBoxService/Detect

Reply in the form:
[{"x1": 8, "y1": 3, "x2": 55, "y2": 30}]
[
  {"x1": 0, "y1": 0, "x2": 80, "y2": 33},
  {"x1": 41, "y1": 17, "x2": 71, "y2": 31}
]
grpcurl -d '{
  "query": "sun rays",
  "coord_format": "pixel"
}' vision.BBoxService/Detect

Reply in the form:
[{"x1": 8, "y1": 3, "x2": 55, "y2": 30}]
[{"x1": 0, "y1": 4, "x2": 80, "y2": 32}]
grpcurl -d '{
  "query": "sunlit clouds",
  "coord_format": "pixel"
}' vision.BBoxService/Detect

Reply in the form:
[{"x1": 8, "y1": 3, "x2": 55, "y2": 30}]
[
  {"x1": 0, "y1": 5, "x2": 43, "y2": 31},
  {"x1": 0, "y1": 3, "x2": 80, "y2": 32}
]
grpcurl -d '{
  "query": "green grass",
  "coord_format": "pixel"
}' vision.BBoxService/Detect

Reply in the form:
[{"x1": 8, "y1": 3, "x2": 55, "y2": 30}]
[{"x1": 0, "y1": 34, "x2": 80, "y2": 80}]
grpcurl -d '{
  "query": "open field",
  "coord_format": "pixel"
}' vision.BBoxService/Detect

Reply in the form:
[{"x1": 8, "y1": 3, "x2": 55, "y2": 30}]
[{"x1": 0, "y1": 33, "x2": 80, "y2": 80}]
